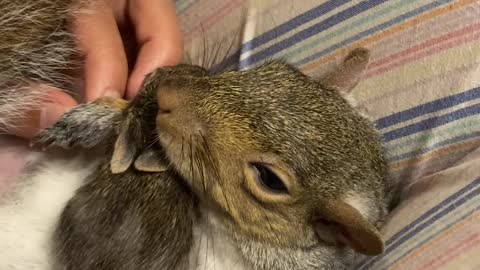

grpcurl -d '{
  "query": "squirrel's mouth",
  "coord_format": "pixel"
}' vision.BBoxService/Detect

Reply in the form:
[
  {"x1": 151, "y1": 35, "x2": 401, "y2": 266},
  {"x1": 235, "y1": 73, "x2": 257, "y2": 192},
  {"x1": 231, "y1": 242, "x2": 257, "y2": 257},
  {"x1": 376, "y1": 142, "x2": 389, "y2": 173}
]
[{"x1": 156, "y1": 125, "x2": 218, "y2": 195}]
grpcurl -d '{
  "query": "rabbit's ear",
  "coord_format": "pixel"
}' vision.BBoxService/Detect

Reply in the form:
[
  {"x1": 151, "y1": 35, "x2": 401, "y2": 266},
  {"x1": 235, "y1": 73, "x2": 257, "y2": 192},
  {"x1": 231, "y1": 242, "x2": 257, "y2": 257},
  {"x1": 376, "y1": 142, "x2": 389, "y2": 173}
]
[
  {"x1": 313, "y1": 199, "x2": 384, "y2": 256},
  {"x1": 133, "y1": 148, "x2": 168, "y2": 172},
  {"x1": 319, "y1": 48, "x2": 371, "y2": 95}
]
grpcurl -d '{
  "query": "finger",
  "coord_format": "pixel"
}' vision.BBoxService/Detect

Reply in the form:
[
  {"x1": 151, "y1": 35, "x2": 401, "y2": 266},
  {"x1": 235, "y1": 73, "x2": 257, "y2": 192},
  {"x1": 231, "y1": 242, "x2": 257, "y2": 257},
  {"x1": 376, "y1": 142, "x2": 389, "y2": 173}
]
[
  {"x1": 7, "y1": 88, "x2": 77, "y2": 139},
  {"x1": 71, "y1": 1, "x2": 128, "y2": 102},
  {"x1": 126, "y1": 0, "x2": 184, "y2": 98}
]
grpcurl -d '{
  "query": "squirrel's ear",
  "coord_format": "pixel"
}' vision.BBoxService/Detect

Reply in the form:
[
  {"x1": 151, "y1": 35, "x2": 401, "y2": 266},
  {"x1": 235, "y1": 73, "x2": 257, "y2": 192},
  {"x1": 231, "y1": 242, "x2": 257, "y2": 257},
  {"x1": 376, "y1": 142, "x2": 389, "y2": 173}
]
[
  {"x1": 313, "y1": 199, "x2": 384, "y2": 256},
  {"x1": 133, "y1": 148, "x2": 168, "y2": 172},
  {"x1": 111, "y1": 117, "x2": 167, "y2": 173},
  {"x1": 110, "y1": 120, "x2": 138, "y2": 174},
  {"x1": 319, "y1": 48, "x2": 370, "y2": 95}
]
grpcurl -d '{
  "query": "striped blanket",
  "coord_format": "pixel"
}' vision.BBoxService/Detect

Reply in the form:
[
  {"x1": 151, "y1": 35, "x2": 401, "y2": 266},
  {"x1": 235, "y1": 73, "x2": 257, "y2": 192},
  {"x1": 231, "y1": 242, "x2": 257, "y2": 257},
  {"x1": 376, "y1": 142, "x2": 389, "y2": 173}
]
[{"x1": 177, "y1": 0, "x2": 480, "y2": 269}]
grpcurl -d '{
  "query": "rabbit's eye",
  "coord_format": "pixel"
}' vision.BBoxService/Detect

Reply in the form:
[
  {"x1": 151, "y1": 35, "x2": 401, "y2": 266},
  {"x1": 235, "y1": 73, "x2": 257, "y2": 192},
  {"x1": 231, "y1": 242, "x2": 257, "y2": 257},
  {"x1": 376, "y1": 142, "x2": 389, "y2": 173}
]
[{"x1": 250, "y1": 163, "x2": 288, "y2": 194}]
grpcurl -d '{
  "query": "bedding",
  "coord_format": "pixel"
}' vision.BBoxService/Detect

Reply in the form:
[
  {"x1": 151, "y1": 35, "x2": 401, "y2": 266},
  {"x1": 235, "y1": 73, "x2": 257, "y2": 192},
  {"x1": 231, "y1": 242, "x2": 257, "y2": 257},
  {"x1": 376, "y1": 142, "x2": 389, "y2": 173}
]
[{"x1": 176, "y1": 0, "x2": 480, "y2": 269}]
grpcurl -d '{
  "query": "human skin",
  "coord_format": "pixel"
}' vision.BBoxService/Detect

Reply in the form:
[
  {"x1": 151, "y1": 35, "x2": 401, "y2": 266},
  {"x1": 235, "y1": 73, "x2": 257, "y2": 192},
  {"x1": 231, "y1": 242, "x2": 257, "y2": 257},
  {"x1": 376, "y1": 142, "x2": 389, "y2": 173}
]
[
  {"x1": 0, "y1": 0, "x2": 183, "y2": 197},
  {"x1": 8, "y1": 0, "x2": 183, "y2": 139}
]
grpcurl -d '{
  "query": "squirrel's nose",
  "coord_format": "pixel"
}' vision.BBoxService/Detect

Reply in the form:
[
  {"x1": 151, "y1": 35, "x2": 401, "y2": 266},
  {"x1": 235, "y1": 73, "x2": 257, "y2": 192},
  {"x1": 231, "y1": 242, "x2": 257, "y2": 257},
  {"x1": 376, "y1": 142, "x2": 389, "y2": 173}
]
[
  {"x1": 156, "y1": 87, "x2": 205, "y2": 139},
  {"x1": 157, "y1": 87, "x2": 179, "y2": 115}
]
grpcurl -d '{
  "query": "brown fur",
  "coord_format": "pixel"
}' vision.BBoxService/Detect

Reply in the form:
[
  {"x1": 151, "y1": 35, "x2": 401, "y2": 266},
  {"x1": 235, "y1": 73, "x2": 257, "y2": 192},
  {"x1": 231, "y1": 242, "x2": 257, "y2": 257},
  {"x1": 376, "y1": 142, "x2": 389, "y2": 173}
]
[
  {"x1": 2, "y1": 0, "x2": 392, "y2": 268},
  {"x1": 35, "y1": 53, "x2": 391, "y2": 270}
]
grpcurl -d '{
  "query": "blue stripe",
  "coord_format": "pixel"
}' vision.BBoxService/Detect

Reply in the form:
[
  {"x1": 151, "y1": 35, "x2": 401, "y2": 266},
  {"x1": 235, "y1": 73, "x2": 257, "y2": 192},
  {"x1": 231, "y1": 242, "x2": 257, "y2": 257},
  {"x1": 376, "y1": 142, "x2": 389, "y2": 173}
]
[
  {"x1": 209, "y1": 50, "x2": 241, "y2": 74},
  {"x1": 292, "y1": 0, "x2": 451, "y2": 67},
  {"x1": 237, "y1": 0, "x2": 391, "y2": 69},
  {"x1": 357, "y1": 177, "x2": 480, "y2": 270},
  {"x1": 387, "y1": 131, "x2": 480, "y2": 162},
  {"x1": 381, "y1": 104, "x2": 480, "y2": 142},
  {"x1": 376, "y1": 87, "x2": 480, "y2": 129},
  {"x1": 242, "y1": 0, "x2": 350, "y2": 53},
  {"x1": 213, "y1": 0, "x2": 351, "y2": 72},
  {"x1": 383, "y1": 204, "x2": 480, "y2": 270}
]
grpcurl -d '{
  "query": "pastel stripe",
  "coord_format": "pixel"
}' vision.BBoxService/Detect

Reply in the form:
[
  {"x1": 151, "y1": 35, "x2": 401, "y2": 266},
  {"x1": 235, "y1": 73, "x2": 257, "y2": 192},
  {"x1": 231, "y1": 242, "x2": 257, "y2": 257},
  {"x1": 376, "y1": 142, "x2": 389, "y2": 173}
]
[
  {"x1": 279, "y1": 0, "x2": 421, "y2": 63},
  {"x1": 241, "y1": 0, "x2": 350, "y2": 53},
  {"x1": 385, "y1": 115, "x2": 480, "y2": 157},
  {"x1": 388, "y1": 208, "x2": 480, "y2": 269},
  {"x1": 360, "y1": 58, "x2": 480, "y2": 111},
  {"x1": 294, "y1": 0, "x2": 451, "y2": 68},
  {"x1": 386, "y1": 108, "x2": 480, "y2": 150},
  {"x1": 368, "y1": 23, "x2": 480, "y2": 70},
  {"x1": 387, "y1": 131, "x2": 480, "y2": 163},
  {"x1": 363, "y1": 3, "x2": 478, "y2": 62},
  {"x1": 357, "y1": 177, "x2": 480, "y2": 270},
  {"x1": 381, "y1": 104, "x2": 480, "y2": 142},
  {"x1": 176, "y1": 0, "x2": 197, "y2": 14},
  {"x1": 366, "y1": 27, "x2": 480, "y2": 78},
  {"x1": 302, "y1": 0, "x2": 476, "y2": 72},
  {"x1": 375, "y1": 87, "x2": 480, "y2": 129},
  {"x1": 389, "y1": 137, "x2": 480, "y2": 171},
  {"x1": 385, "y1": 117, "x2": 480, "y2": 163},
  {"x1": 422, "y1": 234, "x2": 480, "y2": 270},
  {"x1": 354, "y1": 39, "x2": 480, "y2": 109},
  {"x1": 216, "y1": 0, "x2": 352, "y2": 70},
  {"x1": 238, "y1": 0, "x2": 392, "y2": 68},
  {"x1": 388, "y1": 146, "x2": 477, "y2": 186},
  {"x1": 184, "y1": 0, "x2": 243, "y2": 40}
]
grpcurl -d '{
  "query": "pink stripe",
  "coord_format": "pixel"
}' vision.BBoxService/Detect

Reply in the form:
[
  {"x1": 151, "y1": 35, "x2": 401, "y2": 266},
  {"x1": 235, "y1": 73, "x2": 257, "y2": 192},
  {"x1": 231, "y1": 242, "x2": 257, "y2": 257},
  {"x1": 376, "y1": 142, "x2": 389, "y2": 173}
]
[
  {"x1": 422, "y1": 233, "x2": 480, "y2": 270},
  {"x1": 365, "y1": 27, "x2": 480, "y2": 78},
  {"x1": 369, "y1": 4, "x2": 480, "y2": 62},
  {"x1": 369, "y1": 23, "x2": 480, "y2": 70},
  {"x1": 388, "y1": 138, "x2": 480, "y2": 185},
  {"x1": 359, "y1": 59, "x2": 480, "y2": 108},
  {"x1": 184, "y1": 0, "x2": 244, "y2": 41}
]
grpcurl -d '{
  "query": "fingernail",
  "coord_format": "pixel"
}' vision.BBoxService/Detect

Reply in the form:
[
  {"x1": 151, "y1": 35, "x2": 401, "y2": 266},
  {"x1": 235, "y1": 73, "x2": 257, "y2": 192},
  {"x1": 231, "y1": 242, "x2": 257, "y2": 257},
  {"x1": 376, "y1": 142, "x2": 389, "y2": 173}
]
[
  {"x1": 39, "y1": 104, "x2": 70, "y2": 129},
  {"x1": 102, "y1": 89, "x2": 121, "y2": 99}
]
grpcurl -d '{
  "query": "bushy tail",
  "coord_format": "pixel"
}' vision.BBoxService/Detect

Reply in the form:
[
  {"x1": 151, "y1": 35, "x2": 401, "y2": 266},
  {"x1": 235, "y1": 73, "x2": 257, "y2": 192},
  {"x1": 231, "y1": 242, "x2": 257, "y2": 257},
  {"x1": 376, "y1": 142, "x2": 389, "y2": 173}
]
[{"x1": 0, "y1": 0, "x2": 80, "y2": 132}]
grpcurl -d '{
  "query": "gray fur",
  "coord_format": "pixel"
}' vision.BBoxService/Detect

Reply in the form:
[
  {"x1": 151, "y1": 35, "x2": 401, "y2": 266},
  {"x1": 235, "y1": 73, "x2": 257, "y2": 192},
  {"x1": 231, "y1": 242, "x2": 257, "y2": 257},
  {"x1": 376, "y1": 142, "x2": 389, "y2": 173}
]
[
  {"x1": 32, "y1": 101, "x2": 122, "y2": 149},
  {"x1": 0, "y1": 0, "x2": 81, "y2": 130},
  {"x1": 54, "y1": 162, "x2": 194, "y2": 270},
  {"x1": 31, "y1": 64, "x2": 210, "y2": 270}
]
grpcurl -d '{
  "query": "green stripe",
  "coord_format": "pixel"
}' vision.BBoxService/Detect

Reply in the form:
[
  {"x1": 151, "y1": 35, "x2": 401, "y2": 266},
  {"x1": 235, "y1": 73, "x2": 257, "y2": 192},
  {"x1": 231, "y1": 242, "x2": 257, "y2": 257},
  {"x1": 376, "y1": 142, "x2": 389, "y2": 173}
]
[
  {"x1": 276, "y1": 0, "x2": 426, "y2": 62},
  {"x1": 176, "y1": 0, "x2": 198, "y2": 14},
  {"x1": 384, "y1": 116, "x2": 480, "y2": 159}
]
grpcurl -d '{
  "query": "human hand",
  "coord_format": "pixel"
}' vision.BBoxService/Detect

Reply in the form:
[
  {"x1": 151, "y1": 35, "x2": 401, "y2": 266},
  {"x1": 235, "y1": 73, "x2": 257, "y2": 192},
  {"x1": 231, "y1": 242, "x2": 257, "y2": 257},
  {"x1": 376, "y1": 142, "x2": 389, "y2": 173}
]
[{"x1": 9, "y1": 0, "x2": 183, "y2": 139}]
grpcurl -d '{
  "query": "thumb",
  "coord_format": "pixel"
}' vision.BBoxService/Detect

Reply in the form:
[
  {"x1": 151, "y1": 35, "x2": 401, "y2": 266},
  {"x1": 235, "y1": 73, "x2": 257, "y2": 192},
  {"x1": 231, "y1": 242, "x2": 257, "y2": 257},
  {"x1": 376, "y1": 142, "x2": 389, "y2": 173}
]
[{"x1": 7, "y1": 88, "x2": 77, "y2": 139}]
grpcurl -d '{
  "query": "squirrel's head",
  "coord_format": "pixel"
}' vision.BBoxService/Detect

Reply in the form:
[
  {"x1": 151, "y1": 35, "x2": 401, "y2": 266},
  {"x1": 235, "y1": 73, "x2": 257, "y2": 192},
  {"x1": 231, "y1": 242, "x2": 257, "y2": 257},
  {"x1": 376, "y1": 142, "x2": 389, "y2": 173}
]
[{"x1": 115, "y1": 48, "x2": 389, "y2": 268}]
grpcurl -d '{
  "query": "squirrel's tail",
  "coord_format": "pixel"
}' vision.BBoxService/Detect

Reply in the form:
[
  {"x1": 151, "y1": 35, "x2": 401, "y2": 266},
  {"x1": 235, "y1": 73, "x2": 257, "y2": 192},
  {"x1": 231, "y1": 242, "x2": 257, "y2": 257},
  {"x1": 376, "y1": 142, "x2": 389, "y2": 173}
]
[{"x1": 0, "y1": 0, "x2": 80, "y2": 132}]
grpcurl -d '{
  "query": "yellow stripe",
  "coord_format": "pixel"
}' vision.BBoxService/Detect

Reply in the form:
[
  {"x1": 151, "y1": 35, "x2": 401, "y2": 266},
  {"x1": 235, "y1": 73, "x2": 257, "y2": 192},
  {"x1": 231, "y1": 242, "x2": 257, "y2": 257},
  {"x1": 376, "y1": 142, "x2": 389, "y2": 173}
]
[
  {"x1": 301, "y1": 0, "x2": 477, "y2": 73},
  {"x1": 353, "y1": 42, "x2": 480, "y2": 107},
  {"x1": 389, "y1": 211, "x2": 480, "y2": 270},
  {"x1": 390, "y1": 137, "x2": 480, "y2": 171}
]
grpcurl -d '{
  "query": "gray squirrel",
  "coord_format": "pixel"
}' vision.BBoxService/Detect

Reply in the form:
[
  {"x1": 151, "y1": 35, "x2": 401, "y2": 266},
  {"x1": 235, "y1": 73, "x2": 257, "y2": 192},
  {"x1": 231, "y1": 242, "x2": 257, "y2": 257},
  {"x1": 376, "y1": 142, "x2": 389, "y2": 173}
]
[{"x1": 0, "y1": 0, "x2": 395, "y2": 269}]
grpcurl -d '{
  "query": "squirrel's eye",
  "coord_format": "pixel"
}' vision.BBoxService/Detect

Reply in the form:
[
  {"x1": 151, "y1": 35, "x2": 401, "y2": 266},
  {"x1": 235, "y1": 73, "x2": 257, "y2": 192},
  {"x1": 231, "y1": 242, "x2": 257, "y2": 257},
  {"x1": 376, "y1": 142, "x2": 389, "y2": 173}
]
[{"x1": 251, "y1": 163, "x2": 288, "y2": 194}]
